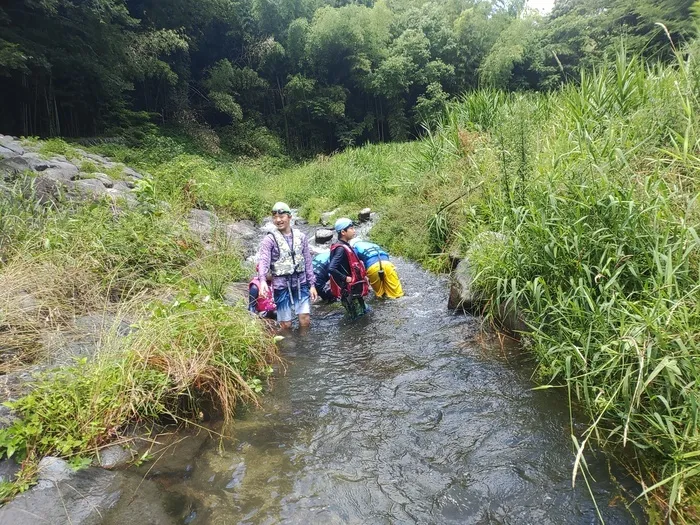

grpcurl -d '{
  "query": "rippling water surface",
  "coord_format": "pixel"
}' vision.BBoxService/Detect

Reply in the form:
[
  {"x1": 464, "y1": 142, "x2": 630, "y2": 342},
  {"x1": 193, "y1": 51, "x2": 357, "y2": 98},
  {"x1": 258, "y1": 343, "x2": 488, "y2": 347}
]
[{"x1": 104, "y1": 257, "x2": 643, "y2": 524}]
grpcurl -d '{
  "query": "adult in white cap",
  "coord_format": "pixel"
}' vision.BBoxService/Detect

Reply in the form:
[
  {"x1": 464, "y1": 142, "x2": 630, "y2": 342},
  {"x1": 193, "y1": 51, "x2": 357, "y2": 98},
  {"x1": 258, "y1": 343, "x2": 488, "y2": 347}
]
[{"x1": 257, "y1": 202, "x2": 317, "y2": 329}]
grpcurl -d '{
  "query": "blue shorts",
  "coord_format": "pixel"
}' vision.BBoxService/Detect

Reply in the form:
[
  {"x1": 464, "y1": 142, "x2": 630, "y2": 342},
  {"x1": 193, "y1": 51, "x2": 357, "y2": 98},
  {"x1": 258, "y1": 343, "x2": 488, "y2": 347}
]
[{"x1": 273, "y1": 284, "x2": 311, "y2": 323}]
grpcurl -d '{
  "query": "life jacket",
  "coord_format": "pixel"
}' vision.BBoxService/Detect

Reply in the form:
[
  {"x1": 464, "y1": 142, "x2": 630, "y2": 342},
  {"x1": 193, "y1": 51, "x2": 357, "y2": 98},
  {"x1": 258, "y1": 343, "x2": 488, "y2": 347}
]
[
  {"x1": 268, "y1": 229, "x2": 305, "y2": 277},
  {"x1": 312, "y1": 252, "x2": 331, "y2": 286},
  {"x1": 329, "y1": 242, "x2": 369, "y2": 299},
  {"x1": 352, "y1": 241, "x2": 389, "y2": 270},
  {"x1": 249, "y1": 277, "x2": 276, "y2": 313}
]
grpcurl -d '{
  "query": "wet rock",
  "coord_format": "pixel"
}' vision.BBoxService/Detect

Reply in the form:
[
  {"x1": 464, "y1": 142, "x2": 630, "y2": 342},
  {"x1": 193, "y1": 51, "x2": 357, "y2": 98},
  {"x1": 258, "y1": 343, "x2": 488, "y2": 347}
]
[
  {"x1": 98, "y1": 445, "x2": 134, "y2": 470},
  {"x1": 447, "y1": 258, "x2": 477, "y2": 312},
  {"x1": 0, "y1": 456, "x2": 121, "y2": 525},
  {"x1": 0, "y1": 458, "x2": 20, "y2": 483},
  {"x1": 358, "y1": 207, "x2": 371, "y2": 222},
  {"x1": 315, "y1": 228, "x2": 334, "y2": 244}
]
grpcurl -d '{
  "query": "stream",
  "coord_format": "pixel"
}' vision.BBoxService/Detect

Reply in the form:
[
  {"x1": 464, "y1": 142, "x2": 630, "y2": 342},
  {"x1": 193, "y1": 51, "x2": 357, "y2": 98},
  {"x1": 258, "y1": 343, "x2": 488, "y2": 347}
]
[{"x1": 103, "y1": 254, "x2": 643, "y2": 524}]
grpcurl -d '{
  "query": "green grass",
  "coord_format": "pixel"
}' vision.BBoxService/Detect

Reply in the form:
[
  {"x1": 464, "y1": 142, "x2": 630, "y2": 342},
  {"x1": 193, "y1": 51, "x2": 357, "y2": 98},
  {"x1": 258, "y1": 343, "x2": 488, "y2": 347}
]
[
  {"x1": 4, "y1": 40, "x2": 700, "y2": 520},
  {"x1": 0, "y1": 177, "x2": 276, "y2": 499}
]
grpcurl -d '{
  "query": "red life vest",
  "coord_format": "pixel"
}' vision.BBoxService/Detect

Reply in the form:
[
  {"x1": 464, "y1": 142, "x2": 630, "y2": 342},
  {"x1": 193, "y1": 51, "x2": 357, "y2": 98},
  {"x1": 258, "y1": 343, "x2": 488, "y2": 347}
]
[{"x1": 329, "y1": 242, "x2": 369, "y2": 299}]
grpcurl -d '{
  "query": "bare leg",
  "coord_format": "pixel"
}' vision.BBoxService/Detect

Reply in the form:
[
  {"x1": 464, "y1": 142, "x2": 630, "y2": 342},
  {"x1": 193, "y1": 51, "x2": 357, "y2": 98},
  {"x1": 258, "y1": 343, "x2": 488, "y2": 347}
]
[
  {"x1": 279, "y1": 321, "x2": 292, "y2": 330},
  {"x1": 298, "y1": 313, "x2": 311, "y2": 328}
]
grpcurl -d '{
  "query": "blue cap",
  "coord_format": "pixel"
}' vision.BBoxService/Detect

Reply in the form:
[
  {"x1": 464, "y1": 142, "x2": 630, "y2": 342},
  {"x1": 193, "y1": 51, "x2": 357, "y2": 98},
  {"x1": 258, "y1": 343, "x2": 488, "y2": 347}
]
[{"x1": 334, "y1": 217, "x2": 354, "y2": 233}]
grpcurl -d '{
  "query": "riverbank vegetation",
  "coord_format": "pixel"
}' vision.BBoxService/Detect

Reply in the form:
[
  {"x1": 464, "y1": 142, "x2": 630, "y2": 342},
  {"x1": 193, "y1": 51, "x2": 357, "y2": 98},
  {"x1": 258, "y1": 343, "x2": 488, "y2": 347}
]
[
  {"x1": 79, "y1": 43, "x2": 700, "y2": 522},
  {"x1": 2, "y1": 0, "x2": 700, "y2": 521},
  {"x1": 0, "y1": 176, "x2": 277, "y2": 500}
]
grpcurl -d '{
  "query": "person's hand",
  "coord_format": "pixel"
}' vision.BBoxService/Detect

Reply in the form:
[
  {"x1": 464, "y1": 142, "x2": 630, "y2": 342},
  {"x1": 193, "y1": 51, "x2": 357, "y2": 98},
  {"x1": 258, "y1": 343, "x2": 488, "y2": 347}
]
[
  {"x1": 346, "y1": 276, "x2": 352, "y2": 283},
  {"x1": 259, "y1": 280, "x2": 269, "y2": 298},
  {"x1": 310, "y1": 286, "x2": 318, "y2": 302}
]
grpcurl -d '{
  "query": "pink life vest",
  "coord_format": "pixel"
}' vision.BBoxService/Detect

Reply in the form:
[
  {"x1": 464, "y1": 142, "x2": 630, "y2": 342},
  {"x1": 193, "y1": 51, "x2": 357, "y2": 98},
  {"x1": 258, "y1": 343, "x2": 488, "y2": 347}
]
[{"x1": 249, "y1": 277, "x2": 276, "y2": 313}]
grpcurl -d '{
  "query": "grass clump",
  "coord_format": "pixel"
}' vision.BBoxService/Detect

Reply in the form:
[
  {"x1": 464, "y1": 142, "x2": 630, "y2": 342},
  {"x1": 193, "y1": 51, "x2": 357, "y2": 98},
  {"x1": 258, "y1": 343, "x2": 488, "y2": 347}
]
[{"x1": 0, "y1": 292, "x2": 276, "y2": 488}]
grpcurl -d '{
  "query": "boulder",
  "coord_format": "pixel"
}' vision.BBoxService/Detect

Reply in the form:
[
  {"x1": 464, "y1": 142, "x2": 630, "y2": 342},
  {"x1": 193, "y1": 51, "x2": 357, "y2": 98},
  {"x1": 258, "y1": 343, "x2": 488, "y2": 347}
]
[
  {"x1": 188, "y1": 209, "x2": 219, "y2": 242},
  {"x1": 121, "y1": 167, "x2": 143, "y2": 180},
  {"x1": 0, "y1": 146, "x2": 16, "y2": 160},
  {"x1": 69, "y1": 178, "x2": 108, "y2": 199},
  {"x1": 97, "y1": 445, "x2": 134, "y2": 470},
  {"x1": 224, "y1": 282, "x2": 249, "y2": 307},
  {"x1": 358, "y1": 207, "x2": 371, "y2": 222},
  {"x1": 315, "y1": 228, "x2": 334, "y2": 244},
  {"x1": 447, "y1": 258, "x2": 479, "y2": 313},
  {"x1": 320, "y1": 209, "x2": 340, "y2": 227},
  {"x1": 0, "y1": 458, "x2": 20, "y2": 483},
  {"x1": 448, "y1": 232, "x2": 507, "y2": 313},
  {"x1": 0, "y1": 457, "x2": 121, "y2": 525},
  {"x1": 0, "y1": 137, "x2": 25, "y2": 157},
  {"x1": 225, "y1": 220, "x2": 258, "y2": 256},
  {"x1": 77, "y1": 172, "x2": 114, "y2": 189}
]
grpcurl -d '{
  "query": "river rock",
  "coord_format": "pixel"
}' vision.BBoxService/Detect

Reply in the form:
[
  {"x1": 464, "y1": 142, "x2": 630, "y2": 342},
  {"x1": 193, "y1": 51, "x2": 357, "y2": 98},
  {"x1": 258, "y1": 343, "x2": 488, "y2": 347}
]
[
  {"x1": 97, "y1": 445, "x2": 134, "y2": 470},
  {"x1": 188, "y1": 209, "x2": 219, "y2": 242},
  {"x1": 225, "y1": 220, "x2": 258, "y2": 256},
  {"x1": 447, "y1": 258, "x2": 478, "y2": 313},
  {"x1": 0, "y1": 458, "x2": 20, "y2": 483},
  {"x1": 448, "y1": 232, "x2": 507, "y2": 314},
  {"x1": 358, "y1": 208, "x2": 371, "y2": 222},
  {"x1": 320, "y1": 209, "x2": 339, "y2": 226},
  {"x1": 0, "y1": 456, "x2": 121, "y2": 525},
  {"x1": 315, "y1": 228, "x2": 334, "y2": 244}
]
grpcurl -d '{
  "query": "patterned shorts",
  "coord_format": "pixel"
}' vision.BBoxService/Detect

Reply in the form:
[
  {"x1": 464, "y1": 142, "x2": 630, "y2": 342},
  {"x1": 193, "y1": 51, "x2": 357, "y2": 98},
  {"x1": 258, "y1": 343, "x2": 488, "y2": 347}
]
[{"x1": 273, "y1": 284, "x2": 311, "y2": 322}]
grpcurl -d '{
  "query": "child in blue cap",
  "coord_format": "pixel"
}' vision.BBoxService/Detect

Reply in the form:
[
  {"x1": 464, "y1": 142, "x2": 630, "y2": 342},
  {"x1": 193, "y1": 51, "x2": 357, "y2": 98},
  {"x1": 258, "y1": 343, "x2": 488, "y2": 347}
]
[{"x1": 328, "y1": 218, "x2": 369, "y2": 318}]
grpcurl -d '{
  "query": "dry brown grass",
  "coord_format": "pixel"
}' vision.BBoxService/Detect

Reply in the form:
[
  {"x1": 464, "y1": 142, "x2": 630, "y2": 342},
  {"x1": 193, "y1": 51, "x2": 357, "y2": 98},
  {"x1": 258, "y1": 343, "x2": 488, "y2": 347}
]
[{"x1": 0, "y1": 255, "x2": 105, "y2": 372}]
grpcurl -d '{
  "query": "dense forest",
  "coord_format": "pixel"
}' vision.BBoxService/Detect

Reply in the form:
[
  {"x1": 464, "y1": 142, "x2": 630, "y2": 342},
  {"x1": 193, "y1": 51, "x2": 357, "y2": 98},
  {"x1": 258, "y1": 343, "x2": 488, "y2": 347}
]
[{"x1": 0, "y1": 0, "x2": 695, "y2": 153}]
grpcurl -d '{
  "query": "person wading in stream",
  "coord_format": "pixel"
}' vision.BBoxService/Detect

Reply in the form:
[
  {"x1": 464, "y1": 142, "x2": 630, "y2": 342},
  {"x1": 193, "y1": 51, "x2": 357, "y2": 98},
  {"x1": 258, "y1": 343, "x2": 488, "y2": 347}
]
[
  {"x1": 328, "y1": 218, "x2": 369, "y2": 318},
  {"x1": 350, "y1": 239, "x2": 404, "y2": 299},
  {"x1": 312, "y1": 251, "x2": 336, "y2": 303},
  {"x1": 257, "y1": 202, "x2": 317, "y2": 330}
]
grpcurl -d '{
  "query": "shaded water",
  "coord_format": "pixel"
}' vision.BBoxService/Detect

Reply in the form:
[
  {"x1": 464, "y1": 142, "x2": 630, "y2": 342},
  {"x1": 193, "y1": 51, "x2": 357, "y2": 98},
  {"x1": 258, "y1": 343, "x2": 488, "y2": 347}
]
[{"x1": 104, "y1": 258, "x2": 643, "y2": 524}]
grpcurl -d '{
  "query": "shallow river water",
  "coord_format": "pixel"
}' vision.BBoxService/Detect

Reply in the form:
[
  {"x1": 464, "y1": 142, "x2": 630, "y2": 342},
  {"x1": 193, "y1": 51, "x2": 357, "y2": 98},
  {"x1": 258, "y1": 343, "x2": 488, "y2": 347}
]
[{"x1": 104, "y1": 257, "x2": 643, "y2": 525}]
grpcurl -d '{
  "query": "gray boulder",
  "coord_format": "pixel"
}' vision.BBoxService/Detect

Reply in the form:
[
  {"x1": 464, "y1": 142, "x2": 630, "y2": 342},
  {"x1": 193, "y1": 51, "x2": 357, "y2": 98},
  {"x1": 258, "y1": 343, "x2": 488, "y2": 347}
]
[
  {"x1": 0, "y1": 457, "x2": 121, "y2": 525},
  {"x1": 315, "y1": 228, "x2": 334, "y2": 244},
  {"x1": 188, "y1": 209, "x2": 219, "y2": 242},
  {"x1": 97, "y1": 445, "x2": 134, "y2": 470},
  {"x1": 320, "y1": 208, "x2": 340, "y2": 227},
  {"x1": 358, "y1": 207, "x2": 371, "y2": 222},
  {"x1": 225, "y1": 220, "x2": 258, "y2": 256}
]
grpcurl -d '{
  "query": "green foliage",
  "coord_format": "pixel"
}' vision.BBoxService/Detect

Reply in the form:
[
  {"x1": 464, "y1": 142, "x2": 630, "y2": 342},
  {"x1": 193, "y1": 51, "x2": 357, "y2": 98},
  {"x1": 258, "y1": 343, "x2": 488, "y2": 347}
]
[{"x1": 0, "y1": 293, "x2": 277, "y2": 463}]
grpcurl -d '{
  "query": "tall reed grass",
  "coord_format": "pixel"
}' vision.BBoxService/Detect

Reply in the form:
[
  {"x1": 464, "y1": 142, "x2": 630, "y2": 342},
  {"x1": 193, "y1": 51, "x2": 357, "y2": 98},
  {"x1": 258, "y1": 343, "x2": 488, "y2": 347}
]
[{"x1": 451, "y1": 45, "x2": 700, "y2": 521}]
